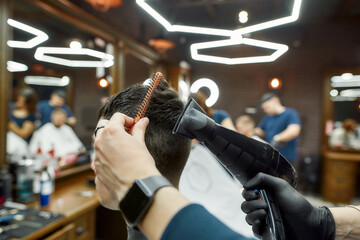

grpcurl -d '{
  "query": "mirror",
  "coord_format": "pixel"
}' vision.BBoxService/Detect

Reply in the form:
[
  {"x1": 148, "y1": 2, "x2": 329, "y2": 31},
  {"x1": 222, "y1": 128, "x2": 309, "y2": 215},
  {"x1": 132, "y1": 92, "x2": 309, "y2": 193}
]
[
  {"x1": 4, "y1": 0, "x2": 158, "y2": 172},
  {"x1": 323, "y1": 68, "x2": 360, "y2": 151},
  {"x1": 7, "y1": 0, "x2": 115, "y2": 171}
]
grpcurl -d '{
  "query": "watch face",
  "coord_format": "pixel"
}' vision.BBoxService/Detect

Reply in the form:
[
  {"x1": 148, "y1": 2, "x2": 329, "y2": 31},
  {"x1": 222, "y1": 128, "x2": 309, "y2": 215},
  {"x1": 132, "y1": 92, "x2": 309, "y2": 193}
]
[{"x1": 120, "y1": 181, "x2": 153, "y2": 225}]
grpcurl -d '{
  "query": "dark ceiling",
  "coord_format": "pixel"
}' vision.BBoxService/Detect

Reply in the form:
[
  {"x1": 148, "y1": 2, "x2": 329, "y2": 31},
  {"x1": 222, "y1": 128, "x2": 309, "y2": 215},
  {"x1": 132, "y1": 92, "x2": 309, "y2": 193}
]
[
  {"x1": 66, "y1": 0, "x2": 360, "y2": 64},
  {"x1": 13, "y1": 0, "x2": 360, "y2": 66}
]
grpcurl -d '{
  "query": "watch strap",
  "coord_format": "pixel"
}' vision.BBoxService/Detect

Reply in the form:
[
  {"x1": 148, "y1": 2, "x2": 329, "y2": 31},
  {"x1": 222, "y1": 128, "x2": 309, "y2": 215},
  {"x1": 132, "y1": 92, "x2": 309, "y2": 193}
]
[
  {"x1": 119, "y1": 175, "x2": 173, "y2": 228},
  {"x1": 138, "y1": 175, "x2": 172, "y2": 194}
]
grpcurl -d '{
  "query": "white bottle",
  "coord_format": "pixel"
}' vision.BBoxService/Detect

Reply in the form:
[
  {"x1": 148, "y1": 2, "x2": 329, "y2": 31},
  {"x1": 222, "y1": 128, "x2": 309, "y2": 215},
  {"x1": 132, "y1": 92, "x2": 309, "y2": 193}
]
[{"x1": 40, "y1": 168, "x2": 52, "y2": 207}]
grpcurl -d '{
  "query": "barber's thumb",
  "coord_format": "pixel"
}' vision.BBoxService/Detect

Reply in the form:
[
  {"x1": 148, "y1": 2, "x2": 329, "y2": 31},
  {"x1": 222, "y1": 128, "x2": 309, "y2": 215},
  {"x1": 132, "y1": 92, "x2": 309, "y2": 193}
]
[
  {"x1": 244, "y1": 173, "x2": 280, "y2": 191},
  {"x1": 132, "y1": 117, "x2": 149, "y2": 142}
]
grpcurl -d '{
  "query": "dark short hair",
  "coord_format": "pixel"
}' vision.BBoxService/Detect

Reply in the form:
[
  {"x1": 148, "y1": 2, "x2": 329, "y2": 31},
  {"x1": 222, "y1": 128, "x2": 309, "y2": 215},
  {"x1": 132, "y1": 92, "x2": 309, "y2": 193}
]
[
  {"x1": 52, "y1": 89, "x2": 67, "y2": 99},
  {"x1": 19, "y1": 87, "x2": 38, "y2": 114},
  {"x1": 97, "y1": 79, "x2": 191, "y2": 186},
  {"x1": 259, "y1": 92, "x2": 278, "y2": 105}
]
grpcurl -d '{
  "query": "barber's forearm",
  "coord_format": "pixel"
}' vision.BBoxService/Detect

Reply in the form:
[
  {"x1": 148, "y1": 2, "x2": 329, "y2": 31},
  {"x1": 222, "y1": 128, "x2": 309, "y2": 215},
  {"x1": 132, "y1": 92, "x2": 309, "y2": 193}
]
[
  {"x1": 139, "y1": 186, "x2": 190, "y2": 240},
  {"x1": 330, "y1": 206, "x2": 360, "y2": 239},
  {"x1": 8, "y1": 121, "x2": 34, "y2": 138},
  {"x1": 255, "y1": 127, "x2": 265, "y2": 138},
  {"x1": 67, "y1": 117, "x2": 76, "y2": 126},
  {"x1": 275, "y1": 124, "x2": 301, "y2": 142}
]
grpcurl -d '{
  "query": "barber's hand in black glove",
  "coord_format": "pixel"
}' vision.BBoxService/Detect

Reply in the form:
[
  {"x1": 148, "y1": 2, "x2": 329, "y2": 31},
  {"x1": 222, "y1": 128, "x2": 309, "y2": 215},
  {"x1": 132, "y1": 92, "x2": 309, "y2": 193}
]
[{"x1": 241, "y1": 173, "x2": 335, "y2": 240}]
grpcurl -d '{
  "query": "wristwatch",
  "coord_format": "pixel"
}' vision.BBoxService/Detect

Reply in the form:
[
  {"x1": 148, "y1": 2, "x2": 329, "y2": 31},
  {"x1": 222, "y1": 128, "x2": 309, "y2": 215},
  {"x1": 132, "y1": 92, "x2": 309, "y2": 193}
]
[{"x1": 119, "y1": 175, "x2": 172, "y2": 228}]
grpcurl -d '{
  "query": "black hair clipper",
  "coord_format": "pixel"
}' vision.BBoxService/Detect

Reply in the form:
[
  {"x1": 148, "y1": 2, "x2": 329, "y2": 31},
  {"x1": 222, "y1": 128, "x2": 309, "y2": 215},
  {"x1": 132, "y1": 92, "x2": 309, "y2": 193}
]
[{"x1": 172, "y1": 98, "x2": 298, "y2": 240}]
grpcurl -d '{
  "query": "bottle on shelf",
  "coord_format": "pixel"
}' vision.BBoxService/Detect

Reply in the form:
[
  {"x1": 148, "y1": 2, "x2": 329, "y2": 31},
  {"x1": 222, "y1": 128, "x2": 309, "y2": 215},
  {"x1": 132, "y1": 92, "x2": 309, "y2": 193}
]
[
  {"x1": 40, "y1": 167, "x2": 52, "y2": 207},
  {"x1": 0, "y1": 165, "x2": 13, "y2": 204}
]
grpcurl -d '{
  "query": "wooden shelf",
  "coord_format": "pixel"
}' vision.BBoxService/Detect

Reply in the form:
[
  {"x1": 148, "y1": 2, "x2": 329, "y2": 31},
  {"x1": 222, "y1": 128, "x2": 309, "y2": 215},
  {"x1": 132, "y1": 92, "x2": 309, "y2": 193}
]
[{"x1": 22, "y1": 170, "x2": 99, "y2": 240}]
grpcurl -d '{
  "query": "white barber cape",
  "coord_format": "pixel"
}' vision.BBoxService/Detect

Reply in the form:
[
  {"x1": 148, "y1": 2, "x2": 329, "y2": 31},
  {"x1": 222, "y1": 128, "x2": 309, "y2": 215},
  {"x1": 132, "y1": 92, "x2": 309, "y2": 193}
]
[
  {"x1": 179, "y1": 143, "x2": 255, "y2": 239},
  {"x1": 29, "y1": 123, "x2": 84, "y2": 158}
]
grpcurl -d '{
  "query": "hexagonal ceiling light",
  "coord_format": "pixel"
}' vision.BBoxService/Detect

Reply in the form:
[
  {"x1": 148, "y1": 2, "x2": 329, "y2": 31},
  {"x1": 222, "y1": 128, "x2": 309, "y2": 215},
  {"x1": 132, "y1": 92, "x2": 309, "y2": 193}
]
[
  {"x1": 190, "y1": 37, "x2": 289, "y2": 65},
  {"x1": 136, "y1": 0, "x2": 302, "y2": 36},
  {"x1": 136, "y1": 0, "x2": 302, "y2": 64},
  {"x1": 34, "y1": 47, "x2": 114, "y2": 68},
  {"x1": 136, "y1": 0, "x2": 233, "y2": 37},
  {"x1": 7, "y1": 19, "x2": 49, "y2": 49}
]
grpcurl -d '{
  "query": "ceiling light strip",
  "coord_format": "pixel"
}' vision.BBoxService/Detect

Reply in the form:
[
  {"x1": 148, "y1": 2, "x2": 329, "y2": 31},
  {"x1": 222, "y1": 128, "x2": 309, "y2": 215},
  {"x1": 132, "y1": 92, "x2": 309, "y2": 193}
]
[
  {"x1": 340, "y1": 89, "x2": 360, "y2": 97},
  {"x1": 191, "y1": 38, "x2": 288, "y2": 65},
  {"x1": 233, "y1": 0, "x2": 302, "y2": 35},
  {"x1": 136, "y1": 0, "x2": 233, "y2": 36},
  {"x1": 7, "y1": 61, "x2": 28, "y2": 72},
  {"x1": 137, "y1": 0, "x2": 302, "y2": 37},
  {"x1": 24, "y1": 76, "x2": 70, "y2": 87},
  {"x1": 7, "y1": 18, "x2": 49, "y2": 49},
  {"x1": 136, "y1": 0, "x2": 173, "y2": 30},
  {"x1": 34, "y1": 47, "x2": 114, "y2": 68},
  {"x1": 332, "y1": 81, "x2": 360, "y2": 88}
]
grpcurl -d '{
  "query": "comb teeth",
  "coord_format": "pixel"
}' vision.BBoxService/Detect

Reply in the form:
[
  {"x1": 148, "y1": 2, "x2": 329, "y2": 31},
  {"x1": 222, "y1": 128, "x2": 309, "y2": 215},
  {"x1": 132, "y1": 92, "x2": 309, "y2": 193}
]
[{"x1": 134, "y1": 72, "x2": 163, "y2": 121}]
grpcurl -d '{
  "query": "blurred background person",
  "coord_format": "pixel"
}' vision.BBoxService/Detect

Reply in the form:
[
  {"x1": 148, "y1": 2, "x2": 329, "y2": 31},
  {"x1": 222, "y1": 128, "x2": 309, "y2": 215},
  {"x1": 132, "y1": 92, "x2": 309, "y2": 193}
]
[
  {"x1": 329, "y1": 118, "x2": 358, "y2": 150},
  {"x1": 192, "y1": 90, "x2": 236, "y2": 131},
  {"x1": 255, "y1": 92, "x2": 301, "y2": 165},
  {"x1": 30, "y1": 108, "x2": 85, "y2": 163},
  {"x1": 7, "y1": 87, "x2": 38, "y2": 158},
  {"x1": 235, "y1": 115, "x2": 264, "y2": 142},
  {"x1": 37, "y1": 89, "x2": 76, "y2": 127}
]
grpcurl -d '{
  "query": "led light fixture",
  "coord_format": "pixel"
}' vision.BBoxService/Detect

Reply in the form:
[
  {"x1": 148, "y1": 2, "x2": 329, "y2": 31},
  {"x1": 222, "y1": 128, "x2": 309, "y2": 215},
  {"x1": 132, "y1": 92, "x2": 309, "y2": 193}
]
[
  {"x1": 191, "y1": 38, "x2": 289, "y2": 65},
  {"x1": 136, "y1": 0, "x2": 302, "y2": 65},
  {"x1": 233, "y1": 0, "x2": 302, "y2": 35},
  {"x1": 331, "y1": 75, "x2": 360, "y2": 87},
  {"x1": 340, "y1": 89, "x2": 360, "y2": 98},
  {"x1": 136, "y1": 0, "x2": 233, "y2": 37},
  {"x1": 331, "y1": 96, "x2": 357, "y2": 102},
  {"x1": 136, "y1": 0, "x2": 302, "y2": 36},
  {"x1": 190, "y1": 78, "x2": 219, "y2": 107},
  {"x1": 34, "y1": 47, "x2": 114, "y2": 68},
  {"x1": 98, "y1": 77, "x2": 109, "y2": 88},
  {"x1": 329, "y1": 89, "x2": 339, "y2": 97},
  {"x1": 7, "y1": 61, "x2": 28, "y2": 72},
  {"x1": 239, "y1": 11, "x2": 249, "y2": 24},
  {"x1": 341, "y1": 73, "x2": 353, "y2": 80},
  {"x1": 331, "y1": 75, "x2": 360, "y2": 82},
  {"x1": 24, "y1": 76, "x2": 70, "y2": 87},
  {"x1": 7, "y1": 18, "x2": 49, "y2": 49}
]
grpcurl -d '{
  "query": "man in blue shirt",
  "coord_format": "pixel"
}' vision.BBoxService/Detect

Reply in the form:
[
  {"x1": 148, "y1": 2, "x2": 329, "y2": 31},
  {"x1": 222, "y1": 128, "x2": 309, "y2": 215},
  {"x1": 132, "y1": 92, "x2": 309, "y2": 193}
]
[
  {"x1": 37, "y1": 89, "x2": 76, "y2": 127},
  {"x1": 255, "y1": 92, "x2": 301, "y2": 163}
]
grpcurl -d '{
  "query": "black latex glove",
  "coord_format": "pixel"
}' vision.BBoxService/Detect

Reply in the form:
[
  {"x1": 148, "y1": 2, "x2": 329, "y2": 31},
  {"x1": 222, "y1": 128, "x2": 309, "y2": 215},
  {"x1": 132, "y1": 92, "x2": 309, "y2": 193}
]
[{"x1": 241, "y1": 173, "x2": 335, "y2": 240}]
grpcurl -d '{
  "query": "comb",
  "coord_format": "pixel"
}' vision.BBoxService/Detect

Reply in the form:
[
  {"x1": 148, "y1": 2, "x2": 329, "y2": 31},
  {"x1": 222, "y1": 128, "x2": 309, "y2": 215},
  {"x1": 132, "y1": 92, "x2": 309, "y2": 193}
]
[{"x1": 128, "y1": 72, "x2": 163, "y2": 133}]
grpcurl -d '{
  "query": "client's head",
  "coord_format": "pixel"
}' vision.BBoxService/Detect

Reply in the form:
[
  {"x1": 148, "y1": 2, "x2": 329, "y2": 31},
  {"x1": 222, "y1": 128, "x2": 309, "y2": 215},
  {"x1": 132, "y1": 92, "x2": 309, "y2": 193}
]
[
  {"x1": 235, "y1": 115, "x2": 256, "y2": 137},
  {"x1": 93, "y1": 78, "x2": 191, "y2": 209},
  {"x1": 51, "y1": 108, "x2": 68, "y2": 127},
  {"x1": 96, "y1": 79, "x2": 191, "y2": 186}
]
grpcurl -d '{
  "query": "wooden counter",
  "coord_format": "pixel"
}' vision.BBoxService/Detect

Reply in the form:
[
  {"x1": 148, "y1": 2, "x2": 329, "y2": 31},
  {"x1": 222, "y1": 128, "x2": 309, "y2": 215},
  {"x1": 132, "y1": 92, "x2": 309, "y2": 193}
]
[
  {"x1": 322, "y1": 149, "x2": 360, "y2": 204},
  {"x1": 22, "y1": 165, "x2": 100, "y2": 240}
]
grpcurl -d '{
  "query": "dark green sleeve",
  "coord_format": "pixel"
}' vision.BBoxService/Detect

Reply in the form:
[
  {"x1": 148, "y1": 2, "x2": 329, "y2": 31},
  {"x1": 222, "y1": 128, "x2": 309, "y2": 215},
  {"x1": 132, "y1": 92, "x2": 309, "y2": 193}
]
[{"x1": 161, "y1": 204, "x2": 253, "y2": 240}]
